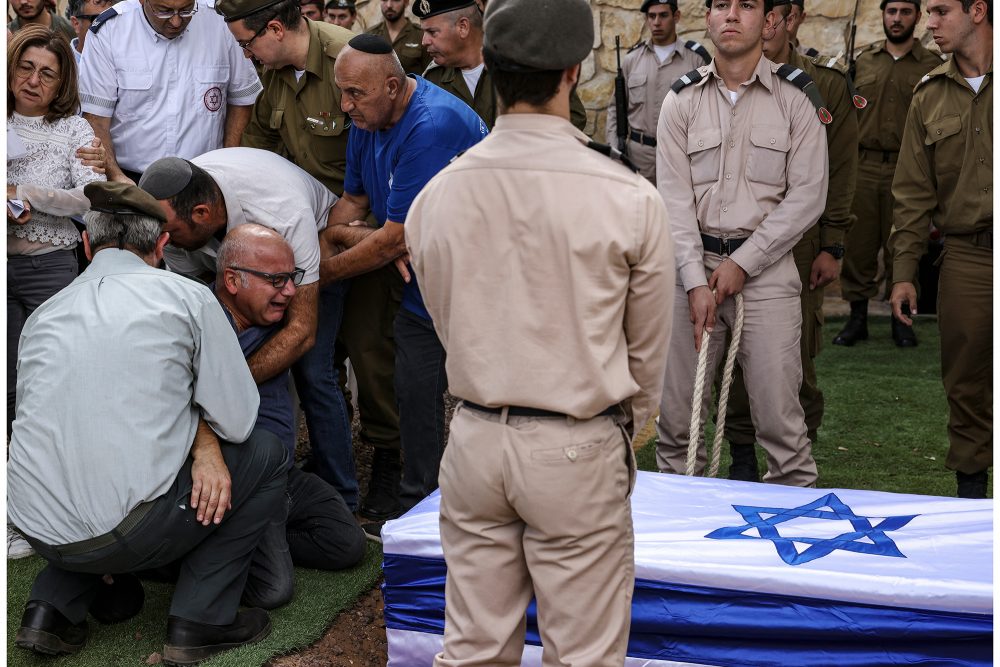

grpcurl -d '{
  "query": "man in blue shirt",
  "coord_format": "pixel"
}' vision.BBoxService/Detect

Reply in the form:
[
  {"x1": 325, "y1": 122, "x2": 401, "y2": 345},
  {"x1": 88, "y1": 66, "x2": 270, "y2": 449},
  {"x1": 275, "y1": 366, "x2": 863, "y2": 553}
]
[{"x1": 320, "y1": 33, "x2": 487, "y2": 526}]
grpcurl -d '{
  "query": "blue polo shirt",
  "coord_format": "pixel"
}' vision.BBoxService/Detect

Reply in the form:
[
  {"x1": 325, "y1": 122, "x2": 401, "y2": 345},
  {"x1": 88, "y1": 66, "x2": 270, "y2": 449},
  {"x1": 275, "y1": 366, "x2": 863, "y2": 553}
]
[{"x1": 344, "y1": 75, "x2": 488, "y2": 320}]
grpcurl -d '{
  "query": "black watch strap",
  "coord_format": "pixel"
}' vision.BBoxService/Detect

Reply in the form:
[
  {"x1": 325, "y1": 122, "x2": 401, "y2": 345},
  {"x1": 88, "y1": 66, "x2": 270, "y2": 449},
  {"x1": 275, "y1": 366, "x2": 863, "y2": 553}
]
[{"x1": 820, "y1": 244, "x2": 845, "y2": 259}]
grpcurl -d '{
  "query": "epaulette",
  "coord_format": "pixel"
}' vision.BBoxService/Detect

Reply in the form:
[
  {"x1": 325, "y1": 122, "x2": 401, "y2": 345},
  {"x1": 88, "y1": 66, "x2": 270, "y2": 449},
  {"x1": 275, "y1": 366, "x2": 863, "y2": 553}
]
[
  {"x1": 803, "y1": 47, "x2": 820, "y2": 58},
  {"x1": 628, "y1": 41, "x2": 644, "y2": 54},
  {"x1": 811, "y1": 54, "x2": 867, "y2": 109},
  {"x1": 670, "y1": 68, "x2": 704, "y2": 95},
  {"x1": 775, "y1": 64, "x2": 832, "y2": 125},
  {"x1": 422, "y1": 60, "x2": 440, "y2": 76},
  {"x1": 586, "y1": 140, "x2": 638, "y2": 173},
  {"x1": 684, "y1": 40, "x2": 712, "y2": 64},
  {"x1": 89, "y1": 4, "x2": 124, "y2": 34},
  {"x1": 914, "y1": 61, "x2": 951, "y2": 91},
  {"x1": 319, "y1": 23, "x2": 352, "y2": 58}
]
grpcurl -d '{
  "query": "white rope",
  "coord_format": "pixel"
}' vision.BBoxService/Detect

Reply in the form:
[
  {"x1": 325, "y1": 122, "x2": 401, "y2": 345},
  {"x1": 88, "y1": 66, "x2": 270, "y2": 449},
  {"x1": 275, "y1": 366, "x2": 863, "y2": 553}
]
[{"x1": 685, "y1": 292, "x2": 745, "y2": 478}]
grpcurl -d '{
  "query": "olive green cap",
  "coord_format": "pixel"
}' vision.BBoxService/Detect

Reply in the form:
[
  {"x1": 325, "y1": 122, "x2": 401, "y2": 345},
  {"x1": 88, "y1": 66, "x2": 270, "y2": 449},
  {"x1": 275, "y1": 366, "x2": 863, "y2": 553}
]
[
  {"x1": 84, "y1": 182, "x2": 166, "y2": 222},
  {"x1": 483, "y1": 0, "x2": 593, "y2": 72},
  {"x1": 215, "y1": 0, "x2": 287, "y2": 23}
]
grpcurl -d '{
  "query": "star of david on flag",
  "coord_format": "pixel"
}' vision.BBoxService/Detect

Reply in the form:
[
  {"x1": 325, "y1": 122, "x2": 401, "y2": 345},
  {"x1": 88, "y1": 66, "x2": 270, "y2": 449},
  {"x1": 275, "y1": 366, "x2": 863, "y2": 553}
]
[{"x1": 705, "y1": 493, "x2": 918, "y2": 566}]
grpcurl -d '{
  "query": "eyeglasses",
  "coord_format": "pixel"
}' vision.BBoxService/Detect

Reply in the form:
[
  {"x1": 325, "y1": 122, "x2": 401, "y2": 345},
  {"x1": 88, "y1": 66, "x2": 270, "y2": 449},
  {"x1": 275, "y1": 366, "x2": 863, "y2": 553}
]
[
  {"x1": 75, "y1": 13, "x2": 101, "y2": 20},
  {"x1": 236, "y1": 18, "x2": 273, "y2": 50},
  {"x1": 229, "y1": 266, "x2": 305, "y2": 288},
  {"x1": 148, "y1": 4, "x2": 198, "y2": 19},
  {"x1": 14, "y1": 61, "x2": 60, "y2": 87}
]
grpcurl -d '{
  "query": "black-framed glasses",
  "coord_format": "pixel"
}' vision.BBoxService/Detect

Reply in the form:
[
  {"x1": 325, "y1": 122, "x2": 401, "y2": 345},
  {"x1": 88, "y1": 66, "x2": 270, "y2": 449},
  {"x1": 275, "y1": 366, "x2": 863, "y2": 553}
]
[
  {"x1": 229, "y1": 266, "x2": 305, "y2": 288},
  {"x1": 149, "y1": 4, "x2": 198, "y2": 19},
  {"x1": 75, "y1": 12, "x2": 102, "y2": 20},
  {"x1": 236, "y1": 20, "x2": 271, "y2": 50}
]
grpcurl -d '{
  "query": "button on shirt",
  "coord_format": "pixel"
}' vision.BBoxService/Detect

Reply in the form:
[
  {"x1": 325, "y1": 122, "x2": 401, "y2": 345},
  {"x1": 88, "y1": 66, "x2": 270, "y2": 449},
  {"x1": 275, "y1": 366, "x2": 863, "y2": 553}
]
[
  {"x1": 78, "y1": 0, "x2": 262, "y2": 173},
  {"x1": 656, "y1": 55, "x2": 828, "y2": 293},
  {"x1": 7, "y1": 249, "x2": 258, "y2": 545},
  {"x1": 161, "y1": 147, "x2": 337, "y2": 285}
]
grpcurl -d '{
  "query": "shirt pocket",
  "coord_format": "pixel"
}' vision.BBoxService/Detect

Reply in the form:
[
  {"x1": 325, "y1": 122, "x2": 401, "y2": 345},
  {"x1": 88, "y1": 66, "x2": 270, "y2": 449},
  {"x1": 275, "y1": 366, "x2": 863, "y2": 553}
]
[
  {"x1": 746, "y1": 125, "x2": 791, "y2": 187},
  {"x1": 627, "y1": 72, "x2": 647, "y2": 110},
  {"x1": 686, "y1": 128, "x2": 722, "y2": 187},
  {"x1": 115, "y1": 60, "x2": 153, "y2": 120},
  {"x1": 195, "y1": 66, "x2": 229, "y2": 115},
  {"x1": 923, "y1": 113, "x2": 963, "y2": 171}
]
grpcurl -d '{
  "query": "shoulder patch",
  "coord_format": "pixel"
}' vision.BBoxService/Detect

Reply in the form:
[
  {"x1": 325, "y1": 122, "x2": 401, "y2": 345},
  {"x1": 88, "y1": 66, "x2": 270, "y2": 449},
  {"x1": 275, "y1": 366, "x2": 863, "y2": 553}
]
[
  {"x1": 684, "y1": 39, "x2": 712, "y2": 65},
  {"x1": 670, "y1": 68, "x2": 704, "y2": 95},
  {"x1": 811, "y1": 55, "x2": 847, "y2": 74},
  {"x1": 628, "y1": 41, "x2": 644, "y2": 53},
  {"x1": 89, "y1": 4, "x2": 123, "y2": 34},
  {"x1": 320, "y1": 27, "x2": 352, "y2": 59},
  {"x1": 811, "y1": 55, "x2": 867, "y2": 109},
  {"x1": 775, "y1": 64, "x2": 833, "y2": 125},
  {"x1": 914, "y1": 61, "x2": 951, "y2": 91},
  {"x1": 804, "y1": 47, "x2": 820, "y2": 58},
  {"x1": 585, "y1": 141, "x2": 638, "y2": 173}
]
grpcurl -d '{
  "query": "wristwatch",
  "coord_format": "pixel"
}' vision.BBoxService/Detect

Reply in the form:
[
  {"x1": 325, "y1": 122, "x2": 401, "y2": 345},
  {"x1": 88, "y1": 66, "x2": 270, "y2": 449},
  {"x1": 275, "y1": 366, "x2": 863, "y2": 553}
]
[{"x1": 820, "y1": 244, "x2": 845, "y2": 259}]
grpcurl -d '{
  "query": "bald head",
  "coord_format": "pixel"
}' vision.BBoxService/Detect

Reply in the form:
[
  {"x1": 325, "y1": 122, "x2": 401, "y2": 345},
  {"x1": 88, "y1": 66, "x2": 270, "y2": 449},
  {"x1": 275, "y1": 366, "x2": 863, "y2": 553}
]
[
  {"x1": 216, "y1": 223, "x2": 292, "y2": 278},
  {"x1": 217, "y1": 224, "x2": 299, "y2": 331},
  {"x1": 334, "y1": 42, "x2": 414, "y2": 131}
]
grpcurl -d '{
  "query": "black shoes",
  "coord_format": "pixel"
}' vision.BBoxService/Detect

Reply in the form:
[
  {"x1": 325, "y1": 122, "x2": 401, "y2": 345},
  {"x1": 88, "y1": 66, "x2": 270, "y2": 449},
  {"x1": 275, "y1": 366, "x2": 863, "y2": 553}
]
[
  {"x1": 358, "y1": 447, "x2": 402, "y2": 521},
  {"x1": 728, "y1": 443, "x2": 761, "y2": 482},
  {"x1": 15, "y1": 600, "x2": 89, "y2": 656},
  {"x1": 956, "y1": 470, "x2": 989, "y2": 499},
  {"x1": 90, "y1": 573, "x2": 146, "y2": 624},
  {"x1": 163, "y1": 608, "x2": 271, "y2": 666},
  {"x1": 892, "y1": 304, "x2": 918, "y2": 348},
  {"x1": 832, "y1": 300, "x2": 869, "y2": 346}
]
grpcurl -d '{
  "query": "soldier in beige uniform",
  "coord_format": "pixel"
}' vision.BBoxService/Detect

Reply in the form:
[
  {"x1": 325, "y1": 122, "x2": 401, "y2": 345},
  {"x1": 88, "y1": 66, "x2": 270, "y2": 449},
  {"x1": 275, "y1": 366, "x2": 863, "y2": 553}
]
[
  {"x1": 406, "y1": 0, "x2": 673, "y2": 663},
  {"x1": 723, "y1": 0, "x2": 859, "y2": 480},
  {"x1": 889, "y1": 0, "x2": 992, "y2": 499},
  {"x1": 655, "y1": 0, "x2": 827, "y2": 487},
  {"x1": 605, "y1": 0, "x2": 711, "y2": 182},
  {"x1": 835, "y1": 0, "x2": 943, "y2": 347},
  {"x1": 367, "y1": 0, "x2": 432, "y2": 75}
]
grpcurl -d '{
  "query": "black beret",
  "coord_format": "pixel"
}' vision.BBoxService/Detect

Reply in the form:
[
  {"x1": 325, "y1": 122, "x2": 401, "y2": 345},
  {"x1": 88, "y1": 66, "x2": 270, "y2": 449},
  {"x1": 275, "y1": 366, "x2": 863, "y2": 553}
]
[
  {"x1": 215, "y1": 0, "x2": 287, "y2": 23},
  {"x1": 640, "y1": 0, "x2": 676, "y2": 11},
  {"x1": 880, "y1": 0, "x2": 919, "y2": 8},
  {"x1": 325, "y1": 0, "x2": 355, "y2": 8},
  {"x1": 412, "y1": 0, "x2": 477, "y2": 19},
  {"x1": 483, "y1": 0, "x2": 593, "y2": 72},
  {"x1": 138, "y1": 157, "x2": 194, "y2": 201},
  {"x1": 348, "y1": 33, "x2": 393, "y2": 54},
  {"x1": 85, "y1": 182, "x2": 166, "y2": 222}
]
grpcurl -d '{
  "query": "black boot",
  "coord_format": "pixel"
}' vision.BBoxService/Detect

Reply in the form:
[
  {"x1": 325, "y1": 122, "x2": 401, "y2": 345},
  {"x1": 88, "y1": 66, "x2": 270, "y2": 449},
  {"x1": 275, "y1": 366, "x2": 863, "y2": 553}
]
[
  {"x1": 358, "y1": 447, "x2": 402, "y2": 521},
  {"x1": 163, "y1": 608, "x2": 271, "y2": 666},
  {"x1": 832, "y1": 300, "x2": 868, "y2": 346},
  {"x1": 956, "y1": 470, "x2": 989, "y2": 499},
  {"x1": 728, "y1": 443, "x2": 761, "y2": 482},
  {"x1": 15, "y1": 601, "x2": 88, "y2": 656},
  {"x1": 891, "y1": 304, "x2": 918, "y2": 347}
]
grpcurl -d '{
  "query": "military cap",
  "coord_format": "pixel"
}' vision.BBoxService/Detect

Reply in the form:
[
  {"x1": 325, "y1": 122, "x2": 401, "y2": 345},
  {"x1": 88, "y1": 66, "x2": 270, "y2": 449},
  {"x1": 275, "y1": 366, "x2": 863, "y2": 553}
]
[
  {"x1": 483, "y1": 0, "x2": 593, "y2": 72},
  {"x1": 325, "y1": 0, "x2": 355, "y2": 8},
  {"x1": 411, "y1": 0, "x2": 476, "y2": 19},
  {"x1": 138, "y1": 157, "x2": 195, "y2": 200},
  {"x1": 880, "y1": 0, "x2": 919, "y2": 8},
  {"x1": 214, "y1": 0, "x2": 287, "y2": 23},
  {"x1": 640, "y1": 0, "x2": 676, "y2": 11},
  {"x1": 84, "y1": 182, "x2": 166, "y2": 222}
]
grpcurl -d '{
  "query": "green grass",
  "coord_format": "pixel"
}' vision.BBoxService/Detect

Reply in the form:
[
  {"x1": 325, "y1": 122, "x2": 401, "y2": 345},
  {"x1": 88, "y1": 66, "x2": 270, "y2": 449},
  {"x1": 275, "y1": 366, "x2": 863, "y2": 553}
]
[
  {"x1": 6, "y1": 542, "x2": 383, "y2": 667},
  {"x1": 636, "y1": 315, "x2": 989, "y2": 498}
]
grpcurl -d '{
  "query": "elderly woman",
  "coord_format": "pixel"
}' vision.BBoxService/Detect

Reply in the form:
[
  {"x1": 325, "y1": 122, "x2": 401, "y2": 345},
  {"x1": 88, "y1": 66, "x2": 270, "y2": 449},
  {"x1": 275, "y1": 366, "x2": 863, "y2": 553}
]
[{"x1": 7, "y1": 26, "x2": 105, "y2": 435}]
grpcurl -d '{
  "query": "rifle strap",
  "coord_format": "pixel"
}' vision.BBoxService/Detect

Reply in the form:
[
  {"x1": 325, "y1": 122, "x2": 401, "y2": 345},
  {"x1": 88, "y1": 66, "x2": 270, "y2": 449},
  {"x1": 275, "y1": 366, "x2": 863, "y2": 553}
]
[{"x1": 775, "y1": 64, "x2": 833, "y2": 125}]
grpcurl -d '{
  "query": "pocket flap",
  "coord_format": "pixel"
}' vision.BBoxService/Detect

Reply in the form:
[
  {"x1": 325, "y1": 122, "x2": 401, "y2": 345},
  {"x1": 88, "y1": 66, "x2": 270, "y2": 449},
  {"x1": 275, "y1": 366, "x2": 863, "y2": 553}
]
[
  {"x1": 687, "y1": 128, "x2": 722, "y2": 154},
  {"x1": 119, "y1": 71, "x2": 153, "y2": 91},
  {"x1": 924, "y1": 114, "x2": 962, "y2": 145},
  {"x1": 749, "y1": 125, "x2": 791, "y2": 152},
  {"x1": 305, "y1": 115, "x2": 349, "y2": 137},
  {"x1": 628, "y1": 72, "x2": 647, "y2": 89}
]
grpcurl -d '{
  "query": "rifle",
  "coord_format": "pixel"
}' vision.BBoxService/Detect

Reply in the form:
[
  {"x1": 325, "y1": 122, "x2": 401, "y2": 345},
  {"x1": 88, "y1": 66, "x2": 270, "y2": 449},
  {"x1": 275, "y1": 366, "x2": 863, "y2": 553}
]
[
  {"x1": 614, "y1": 36, "x2": 629, "y2": 159},
  {"x1": 847, "y1": 0, "x2": 860, "y2": 79}
]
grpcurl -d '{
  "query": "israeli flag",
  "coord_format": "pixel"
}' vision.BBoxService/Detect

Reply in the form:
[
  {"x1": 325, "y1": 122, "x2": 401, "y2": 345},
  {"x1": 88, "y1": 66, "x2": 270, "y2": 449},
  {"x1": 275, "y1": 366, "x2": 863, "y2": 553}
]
[{"x1": 382, "y1": 472, "x2": 992, "y2": 666}]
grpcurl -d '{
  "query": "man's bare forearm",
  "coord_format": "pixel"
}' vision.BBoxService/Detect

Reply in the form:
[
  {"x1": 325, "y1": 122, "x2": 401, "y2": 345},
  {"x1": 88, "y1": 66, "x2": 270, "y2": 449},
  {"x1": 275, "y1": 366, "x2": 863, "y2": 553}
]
[
  {"x1": 246, "y1": 282, "x2": 319, "y2": 382},
  {"x1": 223, "y1": 104, "x2": 252, "y2": 148},
  {"x1": 83, "y1": 113, "x2": 127, "y2": 182},
  {"x1": 320, "y1": 221, "x2": 406, "y2": 285}
]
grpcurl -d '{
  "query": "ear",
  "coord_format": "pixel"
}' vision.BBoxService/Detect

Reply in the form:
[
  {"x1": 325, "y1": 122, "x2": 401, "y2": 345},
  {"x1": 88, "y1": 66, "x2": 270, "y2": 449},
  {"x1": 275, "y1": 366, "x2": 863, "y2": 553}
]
[
  {"x1": 70, "y1": 15, "x2": 80, "y2": 29},
  {"x1": 456, "y1": 15, "x2": 470, "y2": 38},
  {"x1": 386, "y1": 74, "x2": 401, "y2": 98},
  {"x1": 223, "y1": 267, "x2": 241, "y2": 295},
  {"x1": 190, "y1": 203, "x2": 216, "y2": 227},
  {"x1": 270, "y1": 18, "x2": 285, "y2": 39},
  {"x1": 972, "y1": 0, "x2": 988, "y2": 23},
  {"x1": 563, "y1": 63, "x2": 581, "y2": 89},
  {"x1": 151, "y1": 231, "x2": 170, "y2": 265},
  {"x1": 82, "y1": 230, "x2": 94, "y2": 261},
  {"x1": 763, "y1": 8, "x2": 776, "y2": 32}
]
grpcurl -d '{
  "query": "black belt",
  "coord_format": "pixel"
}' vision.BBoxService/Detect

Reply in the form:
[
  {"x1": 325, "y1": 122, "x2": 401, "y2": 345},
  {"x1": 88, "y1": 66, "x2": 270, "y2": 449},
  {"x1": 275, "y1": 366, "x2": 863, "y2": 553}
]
[
  {"x1": 43, "y1": 500, "x2": 157, "y2": 557},
  {"x1": 947, "y1": 230, "x2": 993, "y2": 250},
  {"x1": 700, "y1": 233, "x2": 747, "y2": 256},
  {"x1": 859, "y1": 149, "x2": 898, "y2": 163},
  {"x1": 463, "y1": 401, "x2": 619, "y2": 419},
  {"x1": 629, "y1": 129, "x2": 656, "y2": 147}
]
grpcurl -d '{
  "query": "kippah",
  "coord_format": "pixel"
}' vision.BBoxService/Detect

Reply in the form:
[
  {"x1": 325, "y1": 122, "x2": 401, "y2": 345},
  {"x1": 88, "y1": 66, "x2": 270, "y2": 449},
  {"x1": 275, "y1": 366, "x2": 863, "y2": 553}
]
[
  {"x1": 348, "y1": 33, "x2": 393, "y2": 54},
  {"x1": 138, "y1": 157, "x2": 195, "y2": 200}
]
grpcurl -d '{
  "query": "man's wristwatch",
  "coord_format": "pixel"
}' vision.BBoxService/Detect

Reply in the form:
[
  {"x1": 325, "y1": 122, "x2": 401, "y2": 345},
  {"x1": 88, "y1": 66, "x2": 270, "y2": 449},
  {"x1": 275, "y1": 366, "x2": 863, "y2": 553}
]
[{"x1": 820, "y1": 244, "x2": 845, "y2": 259}]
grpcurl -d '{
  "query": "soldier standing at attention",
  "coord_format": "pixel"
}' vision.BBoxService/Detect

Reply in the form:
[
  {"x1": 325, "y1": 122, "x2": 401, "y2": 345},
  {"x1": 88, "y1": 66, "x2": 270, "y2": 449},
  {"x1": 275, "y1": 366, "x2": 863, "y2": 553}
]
[
  {"x1": 834, "y1": 0, "x2": 943, "y2": 347},
  {"x1": 367, "y1": 0, "x2": 431, "y2": 75},
  {"x1": 605, "y1": 0, "x2": 711, "y2": 183},
  {"x1": 889, "y1": 0, "x2": 992, "y2": 498},
  {"x1": 655, "y1": 0, "x2": 828, "y2": 487},
  {"x1": 406, "y1": 0, "x2": 674, "y2": 662},
  {"x1": 786, "y1": 0, "x2": 818, "y2": 56}
]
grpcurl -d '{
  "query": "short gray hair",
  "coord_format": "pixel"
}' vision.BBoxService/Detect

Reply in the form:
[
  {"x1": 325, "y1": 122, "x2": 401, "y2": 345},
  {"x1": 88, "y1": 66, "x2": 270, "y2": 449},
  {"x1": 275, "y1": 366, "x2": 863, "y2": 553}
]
[{"x1": 84, "y1": 210, "x2": 163, "y2": 254}]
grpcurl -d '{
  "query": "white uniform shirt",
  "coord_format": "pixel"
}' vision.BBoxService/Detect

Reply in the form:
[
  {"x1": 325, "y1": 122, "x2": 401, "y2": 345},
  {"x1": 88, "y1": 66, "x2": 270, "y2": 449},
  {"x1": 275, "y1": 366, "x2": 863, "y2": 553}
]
[
  {"x1": 161, "y1": 147, "x2": 337, "y2": 285},
  {"x1": 78, "y1": 0, "x2": 262, "y2": 173}
]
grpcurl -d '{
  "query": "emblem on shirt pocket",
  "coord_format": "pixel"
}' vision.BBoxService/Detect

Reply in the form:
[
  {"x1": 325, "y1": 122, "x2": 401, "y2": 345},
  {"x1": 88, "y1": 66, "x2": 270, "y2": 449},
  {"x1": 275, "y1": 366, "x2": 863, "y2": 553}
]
[{"x1": 203, "y1": 87, "x2": 223, "y2": 112}]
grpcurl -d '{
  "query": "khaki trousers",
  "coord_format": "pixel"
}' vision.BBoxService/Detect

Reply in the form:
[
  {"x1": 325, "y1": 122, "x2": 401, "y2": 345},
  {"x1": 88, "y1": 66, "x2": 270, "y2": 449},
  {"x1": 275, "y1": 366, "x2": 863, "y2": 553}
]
[
  {"x1": 628, "y1": 139, "x2": 656, "y2": 185},
  {"x1": 841, "y1": 155, "x2": 899, "y2": 301},
  {"x1": 434, "y1": 405, "x2": 636, "y2": 667},
  {"x1": 656, "y1": 275, "x2": 817, "y2": 487},
  {"x1": 938, "y1": 239, "x2": 993, "y2": 474}
]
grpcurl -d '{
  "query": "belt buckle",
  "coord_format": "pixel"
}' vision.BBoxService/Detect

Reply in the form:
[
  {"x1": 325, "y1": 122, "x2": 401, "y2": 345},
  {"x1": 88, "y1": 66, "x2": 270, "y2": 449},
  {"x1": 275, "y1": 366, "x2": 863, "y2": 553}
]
[{"x1": 719, "y1": 237, "x2": 732, "y2": 256}]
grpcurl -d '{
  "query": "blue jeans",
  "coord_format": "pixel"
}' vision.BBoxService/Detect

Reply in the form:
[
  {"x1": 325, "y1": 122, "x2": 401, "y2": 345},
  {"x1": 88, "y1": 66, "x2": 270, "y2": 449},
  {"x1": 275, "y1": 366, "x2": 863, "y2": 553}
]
[{"x1": 291, "y1": 280, "x2": 357, "y2": 510}]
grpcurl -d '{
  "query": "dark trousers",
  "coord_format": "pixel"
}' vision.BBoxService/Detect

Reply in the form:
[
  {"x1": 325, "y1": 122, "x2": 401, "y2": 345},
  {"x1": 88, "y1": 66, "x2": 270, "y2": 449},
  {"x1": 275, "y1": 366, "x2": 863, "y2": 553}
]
[
  {"x1": 21, "y1": 429, "x2": 288, "y2": 625},
  {"x1": 243, "y1": 466, "x2": 367, "y2": 608},
  {"x1": 394, "y1": 309, "x2": 448, "y2": 512},
  {"x1": 291, "y1": 280, "x2": 356, "y2": 510},
  {"x1": 7, "y1": 250, "x2": 78, "y2": 435}
]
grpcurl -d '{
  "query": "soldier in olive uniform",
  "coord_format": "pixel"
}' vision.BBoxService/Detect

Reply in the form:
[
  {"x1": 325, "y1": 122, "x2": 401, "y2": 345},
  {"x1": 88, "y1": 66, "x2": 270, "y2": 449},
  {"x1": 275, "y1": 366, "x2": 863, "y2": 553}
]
[
  {"x1": 604, "y1": 0, "x2": 711, "y2": 183},
  {"x1": 415, "y1": 0, "x2": 587, "y2": 129},
  {"x1": 835, "y1": 0, "x2": 943, "y2": 347},
  {"x1": 723, "y1": 0, "x2": 859, "y2": 480},
  {"x1": 367, "y1": 0, "x2": 432, "y2": 75},
  {"x1": 787, "y1": 0, "x2": 819, "y2": 56},
  {"x1": 890, "y1": 0, "x2": 992, "y2": 499}
]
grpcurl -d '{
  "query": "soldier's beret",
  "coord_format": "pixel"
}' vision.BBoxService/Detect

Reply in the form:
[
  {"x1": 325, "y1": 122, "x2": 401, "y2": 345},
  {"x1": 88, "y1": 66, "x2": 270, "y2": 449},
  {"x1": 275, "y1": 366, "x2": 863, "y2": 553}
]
[
  {"x1": 84, "y1": 182, "x2": 166, "y2": 222},
  {"x1": 789, "y1": 0, "x2": 803, "y2": 6},
  {"x1": 411, "y1": 0, "x2": 477, "y2": 19},
  {"x1": 880, "y1": 0, "x2": 919, "y2": 8},
  {"x1": 705, "y1": 0, "x2": 775, "y2": 9},
  {"x1": 215, "y1": 0, "x2": 287, "y2": 23},
  {"x1": 483, "y1": 0, "x2": 593, "y2": 72},
  {"x1": 325, "y1": 0, "x2": 355, "y2": 8},
  {"x1": 138, "y1": 157, "x2": 195, "y2": 201},
  {"x1": 640, "y1": 0, "x2": 676, "y2": 11}
]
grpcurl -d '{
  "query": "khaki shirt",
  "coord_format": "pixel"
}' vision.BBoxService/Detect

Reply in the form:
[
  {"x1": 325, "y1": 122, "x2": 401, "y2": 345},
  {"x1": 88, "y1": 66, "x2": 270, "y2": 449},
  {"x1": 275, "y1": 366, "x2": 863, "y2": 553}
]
[
  {"x1": 789, "y1": 51, "x2": 858, "y2": 248},
  {"x1": 367, "y1": 18, "x2": 431, "y2": 76},
  {"x1": 657, "y1": 55, "x2": 828, "y2": 294},
  {"x1": 423, "y1": 63, "x2": 587, "y2": 131},
  {"x1": 890, "y1": 60, "x2": 992, "y2": 283},
  {"x1": 241, "y1": 20, "x2": 353, "y2": 195},
  {"x1": 854, "y1": 40, "x2": 943, "y2": 152},
  {"x1": 405, "y1": 113, "x2": 674, "y2": 435}
]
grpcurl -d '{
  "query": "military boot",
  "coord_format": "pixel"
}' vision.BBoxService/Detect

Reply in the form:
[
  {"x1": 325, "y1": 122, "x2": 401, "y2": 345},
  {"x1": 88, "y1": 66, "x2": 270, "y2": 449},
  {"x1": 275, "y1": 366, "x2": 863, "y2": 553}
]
[
  {"x1": 358, "y1": 447, "x2": 402, "y2": 521},
  {"x1": 891, "y1": 303, "x2": 918, "y2": 347},
  {"x1": 832, "y1": 300, "x2": 868, "y2": 346},
  {"x1": 728, "y1": 443, "x2": 760, "y2": 482},
  {"x1": 956, "y1": 470, "x2": 989, "y2": 499}
]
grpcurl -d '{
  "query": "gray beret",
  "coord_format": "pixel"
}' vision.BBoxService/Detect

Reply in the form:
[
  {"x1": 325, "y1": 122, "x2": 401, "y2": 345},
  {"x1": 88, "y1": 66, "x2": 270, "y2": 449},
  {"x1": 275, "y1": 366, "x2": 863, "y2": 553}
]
[
  {"x1": 84, "y1": 182, "x2": 166, "y2": 222},
  {"x1": 138, "y1": 157, "x2": 195, "y2": 201},
  {"x1": 483, "y1": 0, "x2": 593, "y2": 72}
]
